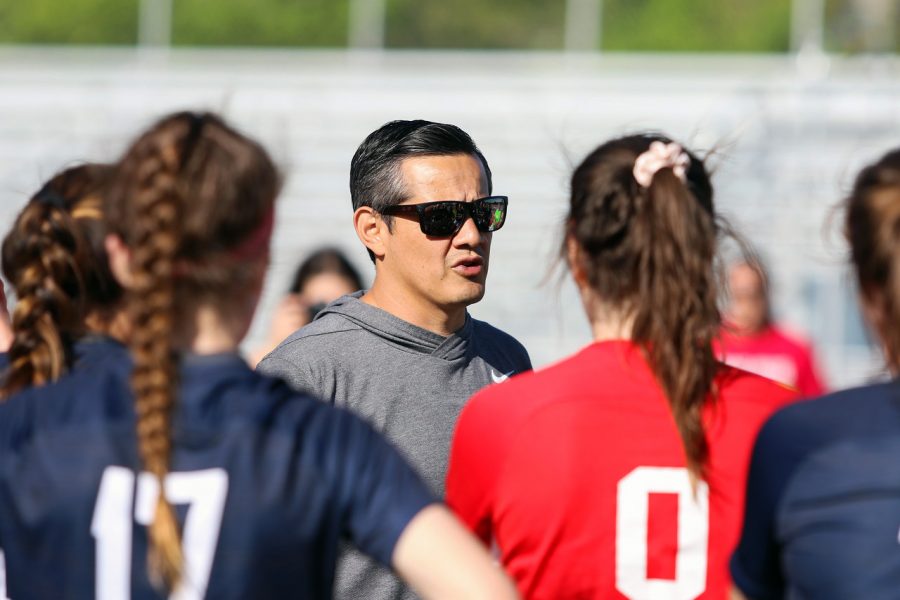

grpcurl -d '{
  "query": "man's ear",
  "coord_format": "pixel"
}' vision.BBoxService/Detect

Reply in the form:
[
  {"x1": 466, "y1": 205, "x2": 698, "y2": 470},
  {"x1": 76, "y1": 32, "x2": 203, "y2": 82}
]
[
  {"x1": 104, "y1": 234, "x2": 135, "y2": 288},
  {"x1": 354, "y1": 207, "x2": 388, "y2": 260}
]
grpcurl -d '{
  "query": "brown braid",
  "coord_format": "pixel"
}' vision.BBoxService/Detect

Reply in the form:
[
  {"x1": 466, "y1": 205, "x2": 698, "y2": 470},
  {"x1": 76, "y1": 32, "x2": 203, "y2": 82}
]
[
  {"x1": 130, "y1": 139, "x2": 182, "y2": 587},
  {"x1": 105, "y1": 112, "x2": 279, "y2": 589},
  {"x1": 565, "y1": 133, "x2": 720, "y2": 478},
  {"x1": 1, "y1": 165, "x2": 118, "y2": 397}
]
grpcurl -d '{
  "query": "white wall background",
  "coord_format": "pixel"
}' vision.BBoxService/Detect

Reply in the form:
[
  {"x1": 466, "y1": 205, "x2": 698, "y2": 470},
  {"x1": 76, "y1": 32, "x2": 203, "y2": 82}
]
[{"x1": 1, "y1": 48, "x2": 897, "y2": 387}]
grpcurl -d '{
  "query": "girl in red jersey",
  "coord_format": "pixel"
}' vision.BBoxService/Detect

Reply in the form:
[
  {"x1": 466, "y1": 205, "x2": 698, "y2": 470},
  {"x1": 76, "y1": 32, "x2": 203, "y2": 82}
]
[
  {"x1": 446, "y1": 134, "x2": 797, "y2": 599},
  {"x1": 0, "y1": 112, "x2": 519, "y2": 600}
]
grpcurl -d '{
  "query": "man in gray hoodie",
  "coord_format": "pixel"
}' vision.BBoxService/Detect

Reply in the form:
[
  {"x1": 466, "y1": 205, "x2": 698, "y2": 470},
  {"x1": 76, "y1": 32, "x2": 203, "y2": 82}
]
[{"x1": 258, "y1": 120, "x2": 531, "y2": 600}]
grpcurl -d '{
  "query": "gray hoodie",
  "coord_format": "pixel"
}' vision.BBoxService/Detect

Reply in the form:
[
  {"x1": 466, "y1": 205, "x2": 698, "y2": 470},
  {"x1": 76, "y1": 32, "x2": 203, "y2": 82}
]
[{"x1": 257, "y1": 292, "x2": 531, "y2": 600}]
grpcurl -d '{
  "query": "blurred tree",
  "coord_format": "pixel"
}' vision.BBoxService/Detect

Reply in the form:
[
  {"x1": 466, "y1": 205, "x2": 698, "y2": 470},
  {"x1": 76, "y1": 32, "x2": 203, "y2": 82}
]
[
  {"x1": 0, "y1": 0, "x2": 138, "y2": 44},
  {"x1": 385, "y1": 0, "x2": 565, "y2": 49},
  {"x1": 171, "y1": 0, "x2": 348, "y2": 46},
  {"x1": 0, "y1": 0, "x2": 894, "y2": 53},
  {"x1": 603, "y1": 0, "x2": 791, "y2": 52},
  {"x1": 825, "y1": 0, "x2": 900, "y2": 52}
]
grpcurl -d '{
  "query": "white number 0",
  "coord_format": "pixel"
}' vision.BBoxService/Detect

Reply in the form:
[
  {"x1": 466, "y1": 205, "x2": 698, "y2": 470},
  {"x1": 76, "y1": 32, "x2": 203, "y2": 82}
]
[
  {"x1": 616, "y1": 467, "x2": 709, "y2": 600},
  {"x1": 91, "y1": 466, "x2": 228, "y2": 600}
]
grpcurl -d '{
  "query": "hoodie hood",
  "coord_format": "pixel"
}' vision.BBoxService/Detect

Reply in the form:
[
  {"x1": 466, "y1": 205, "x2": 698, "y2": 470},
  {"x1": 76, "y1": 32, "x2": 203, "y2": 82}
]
[{"x1": 313, "y1": 291, "x2": 473, "y2": 361}]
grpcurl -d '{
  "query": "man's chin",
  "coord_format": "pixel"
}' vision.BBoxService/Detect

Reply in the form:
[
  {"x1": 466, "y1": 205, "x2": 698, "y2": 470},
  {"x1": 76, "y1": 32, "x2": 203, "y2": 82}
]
[{"x1": 453, "y1": 283, "x2": 486, "y2": 306}]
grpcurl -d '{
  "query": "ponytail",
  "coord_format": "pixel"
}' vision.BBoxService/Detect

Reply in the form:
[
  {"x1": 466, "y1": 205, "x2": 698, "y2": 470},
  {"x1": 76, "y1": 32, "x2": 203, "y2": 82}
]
[
  {"x1": 566, "y1": 134, "x2": 720, "y2": 478},
  {"x1": 632, "y1": 168, "x2": 719, "y2": 478}
]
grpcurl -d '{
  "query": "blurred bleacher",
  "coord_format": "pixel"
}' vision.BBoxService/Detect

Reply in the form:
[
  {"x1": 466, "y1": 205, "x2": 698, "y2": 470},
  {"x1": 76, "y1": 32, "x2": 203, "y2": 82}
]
[{"x1": 1, "y1": 47, "x2": 897, "y2": 387}]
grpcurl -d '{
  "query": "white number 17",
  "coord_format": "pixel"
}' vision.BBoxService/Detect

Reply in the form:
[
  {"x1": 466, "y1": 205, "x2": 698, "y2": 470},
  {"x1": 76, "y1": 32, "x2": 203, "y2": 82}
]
[{"x1": 91, "y1": 466, "x2": 228, "y2": 600}]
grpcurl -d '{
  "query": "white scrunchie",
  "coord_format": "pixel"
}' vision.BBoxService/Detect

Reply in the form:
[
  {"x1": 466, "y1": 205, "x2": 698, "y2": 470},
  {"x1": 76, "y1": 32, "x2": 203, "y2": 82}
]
[{"x1": 632, "y1": 141, "x2": 690, "y2": 188}]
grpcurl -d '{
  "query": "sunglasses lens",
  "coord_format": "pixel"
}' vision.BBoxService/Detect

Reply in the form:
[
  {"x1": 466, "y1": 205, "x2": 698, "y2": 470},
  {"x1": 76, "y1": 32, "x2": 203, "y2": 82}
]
[
  {"x1": 420, "y1": 202, "x2": 465, "y2": 236},
  {"x1": 475, "y1": 198, "x2": 507, "y2": 232}
]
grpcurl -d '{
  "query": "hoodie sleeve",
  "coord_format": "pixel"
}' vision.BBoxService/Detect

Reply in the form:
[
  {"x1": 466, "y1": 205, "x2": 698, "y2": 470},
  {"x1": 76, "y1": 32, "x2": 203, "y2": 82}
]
[{"x1": 256, "y1": 352, "x2": 324, "y2": 400}]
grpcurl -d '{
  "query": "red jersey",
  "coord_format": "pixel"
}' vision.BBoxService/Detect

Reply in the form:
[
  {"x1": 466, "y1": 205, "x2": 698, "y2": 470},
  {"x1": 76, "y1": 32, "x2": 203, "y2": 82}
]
[
  {"x1": 716, "y1": 324, "x2": 826, "y2": 398},
  {"x1": 446, "y1": 340, "x2": 797, "y2": 600}
]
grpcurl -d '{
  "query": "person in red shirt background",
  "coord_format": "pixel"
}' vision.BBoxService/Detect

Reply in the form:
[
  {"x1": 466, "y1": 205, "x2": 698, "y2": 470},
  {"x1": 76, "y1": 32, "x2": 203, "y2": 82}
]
[
  {"x1": 718, "y1": 259, "x2": 826, "y2": 397},
  {"x1": 445, "y1": 134, "x2": 797, "y2": 599}
]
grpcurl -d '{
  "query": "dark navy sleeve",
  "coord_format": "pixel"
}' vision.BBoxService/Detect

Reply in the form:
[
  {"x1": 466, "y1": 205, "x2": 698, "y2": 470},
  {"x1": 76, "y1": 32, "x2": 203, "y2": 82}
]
[
  {"x1": 335, "y1": 412, "x2": 437, "y2": 566},
  {"x1": 731, "y1": 403, "x2": 821, "y2": 599}
]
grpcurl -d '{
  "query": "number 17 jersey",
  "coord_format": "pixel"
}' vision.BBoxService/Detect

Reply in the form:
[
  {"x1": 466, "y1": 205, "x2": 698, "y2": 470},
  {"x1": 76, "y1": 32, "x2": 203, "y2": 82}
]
[
  {"x1": 446, "y1": 340, "x2": 796, "y2": 600},
  {"x1": 0, "y1": 338, "x2": 435, "y2": 599}
]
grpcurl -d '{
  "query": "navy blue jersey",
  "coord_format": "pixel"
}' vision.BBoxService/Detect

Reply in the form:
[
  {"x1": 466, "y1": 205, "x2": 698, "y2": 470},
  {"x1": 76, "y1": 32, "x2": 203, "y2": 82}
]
[
  {"x1": 0, "y1": 337, "x2": 435, "y2": 599},
  {"x1": 731, "y1": 380, "x2": 900, "y2": 600},
  {"x1": 0, "y1": 337, "x2": 106, "y2": 388}
]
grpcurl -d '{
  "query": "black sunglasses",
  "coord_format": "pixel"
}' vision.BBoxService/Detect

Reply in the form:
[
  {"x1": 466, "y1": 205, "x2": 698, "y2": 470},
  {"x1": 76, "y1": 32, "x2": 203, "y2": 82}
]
[{"x1": 381, "y1": 196, "x2": 508, "y2": 237}]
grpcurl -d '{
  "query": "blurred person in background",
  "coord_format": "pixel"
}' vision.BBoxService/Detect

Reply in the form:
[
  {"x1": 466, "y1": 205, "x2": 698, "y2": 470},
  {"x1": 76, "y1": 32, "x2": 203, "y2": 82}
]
[
  {"x1": 0, "y1": 112, "x2": 520, "y2": 600},
  {"x1": 0, "y1": 163, "x2": 125, "y2": 397},
  {"x1": 446, "y1": 134, "x2": 797, "y2": 599},
  {"x1": 731, "y1": 147, "x2": 900, "y2": 599},
  {"x1": 250, "y1": 247, "x2": 363, "y2": 367},
  {"x1": 259, "y1": 119, "x2": 532, "y2": 600},
  {"x1": 717, "y1": 258, "x2": 826, "y2": 397}
]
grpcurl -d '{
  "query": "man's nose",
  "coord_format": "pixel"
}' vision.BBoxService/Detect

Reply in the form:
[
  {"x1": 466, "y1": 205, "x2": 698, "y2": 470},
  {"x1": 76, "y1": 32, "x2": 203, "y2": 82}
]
[{"x1": 452, "y1": 215, "x2": 483, "y2": 247}]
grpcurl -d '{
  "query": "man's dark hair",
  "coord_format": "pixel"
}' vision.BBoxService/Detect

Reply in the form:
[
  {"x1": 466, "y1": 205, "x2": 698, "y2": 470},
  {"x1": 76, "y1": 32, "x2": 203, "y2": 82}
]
[{"x1": 350, "y1": 119, "x2": 492, "y2": 217}]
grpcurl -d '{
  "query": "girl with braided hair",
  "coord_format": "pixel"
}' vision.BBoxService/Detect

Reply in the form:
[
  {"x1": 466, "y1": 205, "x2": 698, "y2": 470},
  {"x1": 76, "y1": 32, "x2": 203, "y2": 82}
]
[
  {"x1": 446, "y1": 133, "x2": 797, "y2": 599},
  {"x1": 0, "y1": 163, "x2": 125, "y2": 397},
  {"x1": 0, "y1": 111, "x2": 518, "y2": 600}
]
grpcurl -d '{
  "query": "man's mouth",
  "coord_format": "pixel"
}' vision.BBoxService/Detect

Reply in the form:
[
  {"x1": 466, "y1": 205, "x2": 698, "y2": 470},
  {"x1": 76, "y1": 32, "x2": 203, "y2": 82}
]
[{"x1": 451, "y1": 255, "x2": 484, "y2": 277}]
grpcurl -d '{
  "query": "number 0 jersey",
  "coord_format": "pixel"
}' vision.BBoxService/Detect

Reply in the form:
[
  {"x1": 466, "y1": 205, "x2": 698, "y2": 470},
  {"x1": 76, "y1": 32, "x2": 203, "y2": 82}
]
[
  {"x1": 0, "y1": 338, "x2": 435, "y2": 599},
  {"x1": 446, "y1": 340, "x2": 796, "y2": 600}
]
